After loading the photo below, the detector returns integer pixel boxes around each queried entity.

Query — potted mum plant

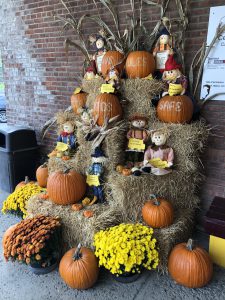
[3,215,62,275]
[94,223,159,283]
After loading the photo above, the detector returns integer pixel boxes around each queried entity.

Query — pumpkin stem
[42,162,48,168]
[24,176,29,184]
[73,243,82,260]
[150,194,160,206]
[186,239,194,251]
[63,168,72,174]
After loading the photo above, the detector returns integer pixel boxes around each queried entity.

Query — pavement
[0,189,225,300]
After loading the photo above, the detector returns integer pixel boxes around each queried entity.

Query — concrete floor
[1,189,225,300]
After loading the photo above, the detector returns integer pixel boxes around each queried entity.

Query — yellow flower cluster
[94,223,159,275]
[1,183,45,218]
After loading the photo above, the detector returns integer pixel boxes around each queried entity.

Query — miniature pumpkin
[157,95,193,124]
[71,92,88,115]
[83,210,94,218]
[15,176,34,190]
[142,195,174,228]
[168,239,213,288]
[101,51,125,78]
[62,156,71,161]
[125,51,155,78]
[59,243,99,289]
[2,224,17,248]
[116,164,124,173]
[36,163,48,188]
[39,193,49,200]
[72,204,83,211]
[47,169,86,205]
[122,168,132,176]
[92,93,123,126]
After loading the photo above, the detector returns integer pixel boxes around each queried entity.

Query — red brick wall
[0,0,225,223]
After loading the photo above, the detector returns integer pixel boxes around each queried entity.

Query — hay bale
[82,78,104,108]
[27,195,124,249]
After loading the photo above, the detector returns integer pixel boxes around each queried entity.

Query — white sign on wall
[200,6,225,101]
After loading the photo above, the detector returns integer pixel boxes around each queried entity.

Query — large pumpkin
[71,92,88,115]
[101,51,125,78]
[168,239,213,288]
[92,93,123,126]
[36,163,48,188]
[59,244,99,289]
[2,224,17,248]
[157,95,193,124]
[125,51,155,78]
[142,195,174,228]
[47,169,86,205]
[15,176,34,190]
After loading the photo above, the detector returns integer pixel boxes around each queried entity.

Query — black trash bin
[0,124,39,193]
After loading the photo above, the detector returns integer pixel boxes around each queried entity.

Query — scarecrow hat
[159,27,170,37]
[91,147,106,158]
[129,113,149,123]
[164,55,181,71]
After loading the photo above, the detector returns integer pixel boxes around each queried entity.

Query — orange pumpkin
[2,224,17,248]
[39,193,49,200]
[47,169,86,205]
[15,176,34,190]
[125,51,155,78]
[71,92,88,115]
[168,239,213,288]
[59,244,99,289]
[122,168,132,176]
[72,204,83,211]
[83,210,94,218]
[157,95,193,124]
[101,51,125,78]
[92,93,123,126]
[36,163,48,188]
[142,195,174,228]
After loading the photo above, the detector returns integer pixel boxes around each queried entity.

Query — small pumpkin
[83,210,94,218]
[116,164,124,173]
[2,224,17,248]
[168,239,213,288]
[92,93,123,126]
[62,156,71,161]
[72,204,83,211]
[122,168,132,176]
[142,194,174,228]
[101,51,125,78]
[15,176,34,190]
[59,243,99,289]
[125,51,155,79]
[47,169,86,205]
[71,92,88,115]
[36,163,48,188]
[39,193,49,200]
[157,95,193,124]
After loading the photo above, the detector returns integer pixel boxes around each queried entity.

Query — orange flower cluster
[3,215,61,265]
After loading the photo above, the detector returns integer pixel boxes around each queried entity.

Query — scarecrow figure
[48,112,77,159]
[162,54,188,96]
[105,66,121,89]
[143,128,174,176]
[125,114,149,169]
[86,147,107,203]
[84,63,97,80]
[89,30,107,75]
[153,27,173,73]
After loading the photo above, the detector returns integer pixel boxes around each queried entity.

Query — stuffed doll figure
[162,55,188,96]
[89,32,107,75]
[105,66,120,89]
[86,147,107,203]
[143,129,174,176]
[126,114,149,169]
[153,27,173,72]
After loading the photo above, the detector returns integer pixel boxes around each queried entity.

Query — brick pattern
[0,0,225,224]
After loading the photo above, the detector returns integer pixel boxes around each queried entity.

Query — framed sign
[200,6,225,101]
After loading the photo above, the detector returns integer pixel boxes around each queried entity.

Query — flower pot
[29,260,58,275]
[111,272,141,283]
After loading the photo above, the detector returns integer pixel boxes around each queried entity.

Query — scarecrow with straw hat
[125,114,150,170]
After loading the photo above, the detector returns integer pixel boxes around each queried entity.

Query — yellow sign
[101,84,115,94]
[168,83,183,96]
[73,87,82,94]
[56,142,69,152]
[209,235,225,268]
[128,138,145,151]
[149,158,168,169]
[86,175,100,187]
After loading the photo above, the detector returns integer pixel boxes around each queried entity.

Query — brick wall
[0,0,225,224]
